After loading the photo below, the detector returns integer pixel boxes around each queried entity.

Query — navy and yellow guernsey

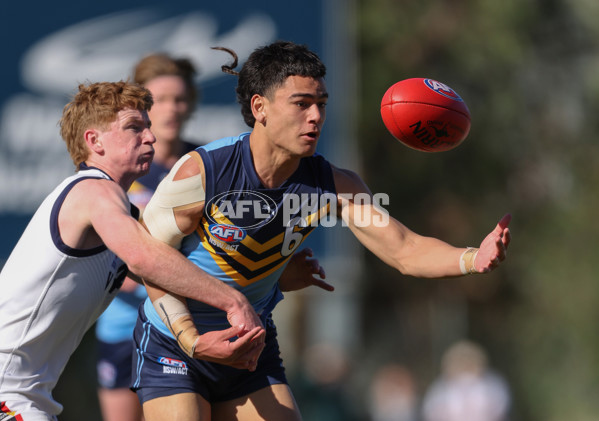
[143,133,337,335]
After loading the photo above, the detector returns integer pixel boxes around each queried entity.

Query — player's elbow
[387,248,421,277]
[377,250,410,276]
[120,246,152,278]
[391,258,412,277]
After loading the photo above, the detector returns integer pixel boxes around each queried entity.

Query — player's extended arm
[332,166,511,278]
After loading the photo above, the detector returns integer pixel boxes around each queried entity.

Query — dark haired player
[131,41,511,420]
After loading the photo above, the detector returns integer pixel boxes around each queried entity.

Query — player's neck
[82,159,135,192]
[249,132,300,189]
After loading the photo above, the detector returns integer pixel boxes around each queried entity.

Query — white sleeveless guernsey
[0,167,128,419]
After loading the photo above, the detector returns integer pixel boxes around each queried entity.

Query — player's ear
[84,129,104,153]
[251,94,267,126]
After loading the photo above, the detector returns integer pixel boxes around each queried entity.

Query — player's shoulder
[189,133,248,178]
[62,166,126,207]
[59,172,129,235]
[330,164,369,195]
[62,165,117,191]
[200,132,249,152]
[330,164,361,182]
[170,149,206,180]
[69,176,126,209]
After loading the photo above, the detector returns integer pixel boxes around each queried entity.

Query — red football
[380,78,471,152]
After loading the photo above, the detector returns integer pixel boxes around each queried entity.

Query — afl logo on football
[209,224,247,243]
[424,79,464,102]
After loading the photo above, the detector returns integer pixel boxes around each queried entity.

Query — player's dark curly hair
[212,41,327,128]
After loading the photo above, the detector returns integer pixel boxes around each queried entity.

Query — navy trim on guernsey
[49,165,140,256]
[50,177,109,257]
[130,203,140,221]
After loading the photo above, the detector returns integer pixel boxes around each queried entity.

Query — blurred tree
[356,0,599,420]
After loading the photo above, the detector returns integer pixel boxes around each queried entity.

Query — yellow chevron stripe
[208,201,330,252]
[198,228,290,287]
[199,201,330,278]
[197,228,242,278]
[200,220,285,271]
[306,202,330,226]
[207,204,284,253]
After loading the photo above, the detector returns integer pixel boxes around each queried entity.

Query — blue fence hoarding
[0,1,356,259]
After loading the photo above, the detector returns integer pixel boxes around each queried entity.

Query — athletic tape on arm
[142,153,205,247]
[153,293,191,326]
[153,294,199,357]
[459,247,479,275]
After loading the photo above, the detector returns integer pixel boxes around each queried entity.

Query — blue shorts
[97,339,135,389]
[131,305,288,403]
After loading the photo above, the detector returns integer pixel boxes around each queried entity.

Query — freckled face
[99,108,156,176]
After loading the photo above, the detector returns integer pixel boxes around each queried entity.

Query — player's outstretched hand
[193,325,266,371]
[279,248,334,292]
[475,213,512,273]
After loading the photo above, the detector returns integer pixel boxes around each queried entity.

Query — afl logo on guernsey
[206,190,277,229]
[158,356,188,375]
[158,357,187,368]
[424,79,464,102]
[209,224,246,243]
